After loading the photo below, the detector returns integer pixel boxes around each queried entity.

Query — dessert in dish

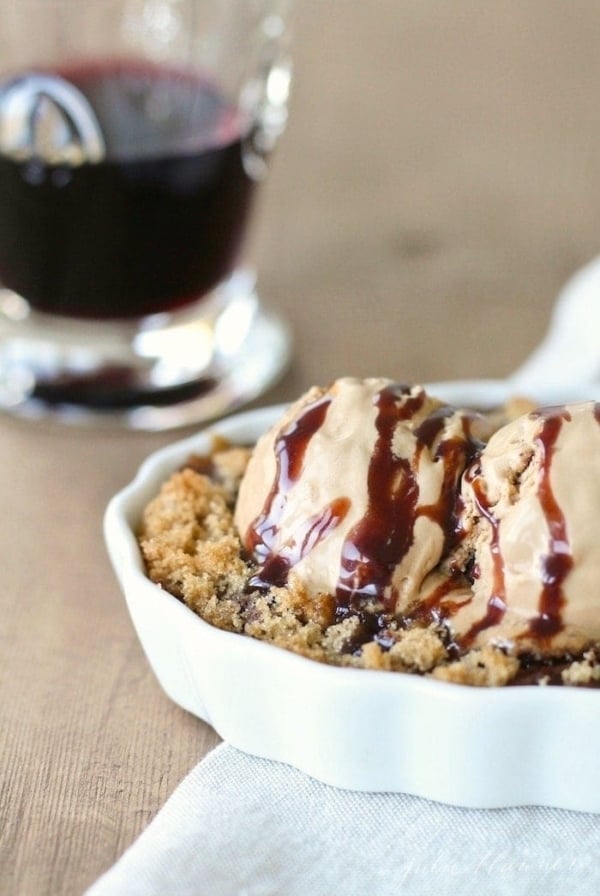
[139,377,600,687]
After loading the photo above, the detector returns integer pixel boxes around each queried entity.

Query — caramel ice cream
[235,377,488,613]
[439,402,600,655]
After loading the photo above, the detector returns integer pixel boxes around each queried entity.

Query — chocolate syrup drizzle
[335,389,484,616]
[528,407,573,639]
[251,498,351,589]
[460,405,577,647]
[335,384,421,611]
[245,394,341,589]
[459,462,508,643]
[415,405,483,554]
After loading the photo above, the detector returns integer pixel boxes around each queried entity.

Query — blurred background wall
[253,0,600,387]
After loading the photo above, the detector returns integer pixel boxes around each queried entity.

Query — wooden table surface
[3,2,600,893]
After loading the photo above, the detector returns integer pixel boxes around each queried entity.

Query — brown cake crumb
[140,450,250,628]
[430,647,520,687]
[562,650,600,686]
[389,628,448,672]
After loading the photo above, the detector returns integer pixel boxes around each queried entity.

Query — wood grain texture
[2,2,600,893]
[0,425,221,895]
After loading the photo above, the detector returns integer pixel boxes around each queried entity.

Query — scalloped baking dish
[104,380,600,812]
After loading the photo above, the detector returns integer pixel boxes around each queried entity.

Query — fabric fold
[86,743,600,896]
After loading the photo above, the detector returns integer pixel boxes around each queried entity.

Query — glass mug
[0,0,292,428]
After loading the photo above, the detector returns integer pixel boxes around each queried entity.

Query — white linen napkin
[86,742,600,896]
[509,254,600,392]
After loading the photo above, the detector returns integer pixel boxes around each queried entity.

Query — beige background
[2,2,600,893]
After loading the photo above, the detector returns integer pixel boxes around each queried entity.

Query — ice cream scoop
[235,377,488,613]
[440,401,600,654]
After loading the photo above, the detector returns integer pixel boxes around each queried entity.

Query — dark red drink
[0,61,257,319]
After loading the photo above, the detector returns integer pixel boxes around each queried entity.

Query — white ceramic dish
[104,380,600,812]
